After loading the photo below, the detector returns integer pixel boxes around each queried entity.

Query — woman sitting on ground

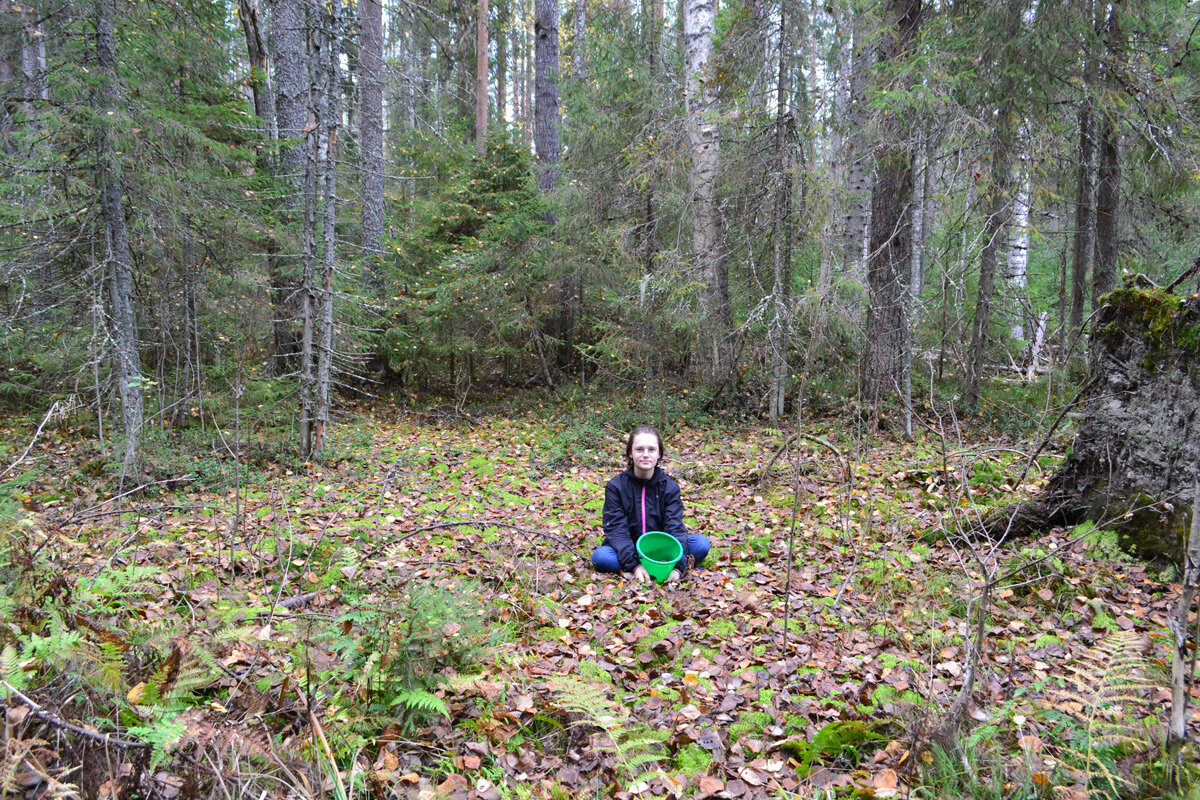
[592,425,710,582]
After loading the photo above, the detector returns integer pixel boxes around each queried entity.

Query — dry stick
[59,477,190,525]
[1,680,148,750]
[757,431,846,487]
[363,519,584,560]
[780,385,806,654]
[0,400,62,481]
[1167,475,1200,749]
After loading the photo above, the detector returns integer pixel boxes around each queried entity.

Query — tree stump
[985,281,1200,561]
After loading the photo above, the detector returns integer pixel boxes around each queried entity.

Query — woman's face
[630,432,660,477]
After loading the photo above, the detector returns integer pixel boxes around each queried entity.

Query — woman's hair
[625,425,664,470]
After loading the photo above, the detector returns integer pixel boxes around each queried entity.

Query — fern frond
[1,643,24,689]
[392,688,448,718]
[549,676,665,789]
[1044,631,1164,793]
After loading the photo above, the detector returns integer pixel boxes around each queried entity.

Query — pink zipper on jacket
[641,486,647,535]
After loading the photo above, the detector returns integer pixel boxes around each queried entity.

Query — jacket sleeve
[602,480,640,572]
[661,479,690,574]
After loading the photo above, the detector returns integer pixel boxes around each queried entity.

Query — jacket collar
[625,466,662,486]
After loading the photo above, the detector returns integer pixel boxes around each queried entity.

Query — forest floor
[3,396,1197,799]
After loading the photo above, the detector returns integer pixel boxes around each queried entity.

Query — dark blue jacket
[602,467,690,574]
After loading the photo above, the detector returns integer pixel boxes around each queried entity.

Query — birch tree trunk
[684,0,733,390]
[358,0,384,295]
[94,0,143,478]
[1007,158,1031,341]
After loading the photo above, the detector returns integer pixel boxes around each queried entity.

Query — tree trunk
[961,114,1014,413]
[298,12,320,458]
[358,0,384,296]
[313,0,341,458]
[572,0,586,80]
[534,0,560,196]
[476,0,489,155]
[94,0,143,478]
[238,0,275,137]
[496,0,508,125]
[767,1,793,423]
[1007,159,1031,341]
[980,282,1200,562]
[842,7,872,270]
[1092,111,1119,308]
[271,0,308,373]
[1069,72,1095,334]
[684,0,733,390]
[1092,1,1122,311]
[21,2,45,108]
[862,0,921,409]
[1167,478,1200,753]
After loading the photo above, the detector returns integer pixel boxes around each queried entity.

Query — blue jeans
[592,533,711,574]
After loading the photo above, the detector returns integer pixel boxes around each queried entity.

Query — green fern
[392,687,449,719]
[0,643,24,690]
[1047,630,1163,797]
[128,715,188,771]
[550,676,666,790]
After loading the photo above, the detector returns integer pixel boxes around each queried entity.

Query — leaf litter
[8,407,1196,798]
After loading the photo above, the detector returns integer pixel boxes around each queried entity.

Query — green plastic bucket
[636,531,683,583]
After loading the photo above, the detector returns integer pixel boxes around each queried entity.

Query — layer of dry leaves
[8,404,1197,799]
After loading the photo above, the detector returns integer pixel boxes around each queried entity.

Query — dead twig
[1,680,148,750]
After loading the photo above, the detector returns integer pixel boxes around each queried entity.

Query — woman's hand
[632,565,651,582]
[667,569,681,583]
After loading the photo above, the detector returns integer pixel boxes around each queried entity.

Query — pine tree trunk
[684,0,733,390]
[862,0,921,409]
[358,0,384,295]
[95,0,143,478]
